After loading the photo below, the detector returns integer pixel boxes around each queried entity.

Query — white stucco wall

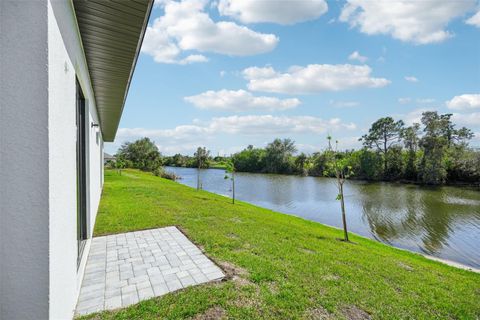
[88,102,104,235]
[0,1,50,319]
[47,3,78,319]
[48,1,104,319]
[1,1,104,319]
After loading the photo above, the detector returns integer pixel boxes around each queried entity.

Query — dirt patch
[233,276,254,287]
[266,282,279,295]
[192,306,226,320]
[229,217,243,223]
[303,306,333,320]
[217,260,254,287]
[321,274,341,281]
[242,243,252,249]
[398,262,414,271]
[217,261,249,278]
[299,247,316,254]
[231,295,262,309]
[341,305,371,320]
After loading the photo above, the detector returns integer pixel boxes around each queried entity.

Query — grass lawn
[81,169,479,319]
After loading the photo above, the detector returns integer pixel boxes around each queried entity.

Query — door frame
[76,79,88,267]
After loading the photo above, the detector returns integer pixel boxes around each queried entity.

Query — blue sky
[106,0,480,155]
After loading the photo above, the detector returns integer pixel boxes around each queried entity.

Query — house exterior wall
[1,1,104,319]
[49,1,105,319]
[0,1,50,319]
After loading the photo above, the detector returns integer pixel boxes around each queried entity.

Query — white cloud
[118,115,356,137]
[398,97,435,105]
[398,108,480,128]
[208,115,356,134]
[219,70,226,77]
[452,112,480,126]
[404,76,419,83]
[117,115,356,152]
[398,97,436,105]
[243,64,390,94]
[471,132,480,146]
[157,143,208,155]
[334,136,363,149]
[416,98,435,104]
[329,100,359,108]
[348,50,368,63]
[446,94,480,110]
[399,108,430,126]
[339,0,476,44]
[466,10,480,27]
[184,89,301,112]
[297,136,362,152]
[217,0,328,25]
[142,0,278,64]
[295,143,323,154]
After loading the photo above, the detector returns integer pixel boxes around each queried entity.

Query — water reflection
[355,184,451,254]
[166,167,480,268]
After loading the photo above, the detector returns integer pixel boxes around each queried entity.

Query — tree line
[114,111,479,186]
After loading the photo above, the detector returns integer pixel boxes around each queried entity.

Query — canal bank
[166,166,480,269]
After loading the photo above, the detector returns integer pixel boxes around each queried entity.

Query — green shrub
[153,167,179,181]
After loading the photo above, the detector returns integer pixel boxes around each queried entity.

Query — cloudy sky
[106,0,480,156]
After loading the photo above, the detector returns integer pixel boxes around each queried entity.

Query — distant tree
[265,138,297,173]
[447,148,480,183]
[434,113,473,148]
[453,127,474,146]
[150,113,478,186]
[385,145,404,180]
[401,123,421,180]
[419,112,448,184]
[171,153,187,167]
[194,147,210,190]
[232,146,266,172]
[224,158,236,204]
[360,117,404,177]
[295,152,308,176]
[116,137,162,171]
[114,159,125,175]
[325,136,354,242]
[352,149,383,180]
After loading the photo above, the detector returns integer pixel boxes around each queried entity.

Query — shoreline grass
[83,169,479,319]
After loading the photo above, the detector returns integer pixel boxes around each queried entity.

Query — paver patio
[75,226,225,316]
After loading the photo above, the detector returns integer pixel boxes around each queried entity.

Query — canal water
[166,166,480,268]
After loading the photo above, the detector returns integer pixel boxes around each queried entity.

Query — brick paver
[75,226,224,316]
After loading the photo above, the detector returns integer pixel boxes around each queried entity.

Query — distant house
[104,152,116,164]
[0,1,152,319]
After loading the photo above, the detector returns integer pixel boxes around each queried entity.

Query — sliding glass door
[76,80,88,266]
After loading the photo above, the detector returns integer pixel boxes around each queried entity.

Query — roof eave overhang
[73,0,153,142]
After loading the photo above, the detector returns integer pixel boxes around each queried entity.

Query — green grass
[82,169,479,319]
